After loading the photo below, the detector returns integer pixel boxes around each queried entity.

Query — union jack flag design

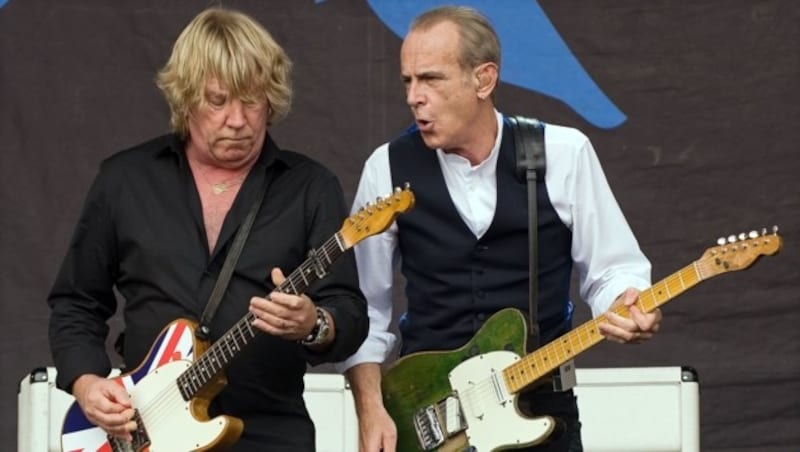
[60,320,196,452]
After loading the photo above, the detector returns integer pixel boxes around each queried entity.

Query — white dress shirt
[337,111,651,371]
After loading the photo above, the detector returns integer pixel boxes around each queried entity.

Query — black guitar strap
[509,115,545,350]
[196,168,274,340]
[509,116,576,392]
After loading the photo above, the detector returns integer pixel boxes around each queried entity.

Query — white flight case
[574,366,700,452]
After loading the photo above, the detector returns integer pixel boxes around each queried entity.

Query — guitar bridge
[107,409,151,452]
[413,394,467,450]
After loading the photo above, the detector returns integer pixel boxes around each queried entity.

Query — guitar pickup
[412,395,467,450]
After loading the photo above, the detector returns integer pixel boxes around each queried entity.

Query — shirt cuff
[333,332,396,373]
[590,276,651,317]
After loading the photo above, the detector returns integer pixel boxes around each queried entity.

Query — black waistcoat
[388,119,573,356]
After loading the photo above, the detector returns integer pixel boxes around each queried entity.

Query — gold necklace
[194,161,247,195]
[208,177,244,195]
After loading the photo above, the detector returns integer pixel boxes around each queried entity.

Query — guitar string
[116,199,411,442]
[402,251,742,439]
[86,197,407,446]
[130,236,347,434]
[427,258,713,426]
[506,260,708,392]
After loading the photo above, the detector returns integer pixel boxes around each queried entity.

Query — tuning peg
[727,235,737,244]
[738,232,747,241]
[717,237,726,246]
[403,182,411,190]
[772,225,779,234]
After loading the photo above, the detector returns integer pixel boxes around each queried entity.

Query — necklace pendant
[212,183,227,195]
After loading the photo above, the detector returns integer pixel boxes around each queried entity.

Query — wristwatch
[300,307,331,346]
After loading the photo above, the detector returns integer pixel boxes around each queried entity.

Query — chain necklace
[208,177,245,195]
[193,160,248,195]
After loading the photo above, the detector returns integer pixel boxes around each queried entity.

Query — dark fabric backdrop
[1,1,797,450]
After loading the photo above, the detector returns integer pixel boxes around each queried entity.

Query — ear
[474,63,499,100]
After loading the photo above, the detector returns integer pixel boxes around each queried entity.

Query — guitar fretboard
[503,257,713,394]
[176,232,347,400]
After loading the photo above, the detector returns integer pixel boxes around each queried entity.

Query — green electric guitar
[382,228,782,451]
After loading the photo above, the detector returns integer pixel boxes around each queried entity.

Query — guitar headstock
[698,226,782,278]
[339,184,415,249]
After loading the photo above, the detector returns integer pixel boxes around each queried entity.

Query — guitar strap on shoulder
[509,115,545,351]
[196,167,274,340]
[509,115,576,392]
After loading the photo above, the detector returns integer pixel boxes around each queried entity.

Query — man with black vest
[338,5,661,452]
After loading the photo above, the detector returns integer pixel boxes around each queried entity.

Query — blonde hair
[410,6,501,72]
[156,8,293,136]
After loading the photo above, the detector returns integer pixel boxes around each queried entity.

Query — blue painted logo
[364,0,626,129]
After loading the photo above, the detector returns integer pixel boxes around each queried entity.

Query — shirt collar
[436,109,504,172]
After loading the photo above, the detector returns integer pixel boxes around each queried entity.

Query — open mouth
[416,119,433,131]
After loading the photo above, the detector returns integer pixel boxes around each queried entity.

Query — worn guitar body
[383,229,782,451]
[61,319,243,451]
[383,309,554,452]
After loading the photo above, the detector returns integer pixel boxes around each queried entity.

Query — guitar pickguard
[448,351,554,451]
[60,319,204,451]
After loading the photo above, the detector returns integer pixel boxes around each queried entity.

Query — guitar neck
[503,259,710,394]
[177,232,346,399]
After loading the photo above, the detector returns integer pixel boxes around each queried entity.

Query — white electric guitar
[60,186,415,452]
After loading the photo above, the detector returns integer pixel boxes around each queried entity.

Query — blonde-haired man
[49,8,367,451]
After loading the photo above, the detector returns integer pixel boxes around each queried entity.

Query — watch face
[314,309,331,344]
[302,307,330,345]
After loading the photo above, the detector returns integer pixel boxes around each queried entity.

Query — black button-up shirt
[48,133,368,449]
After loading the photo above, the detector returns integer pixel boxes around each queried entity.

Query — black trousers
[515,388,583,452]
